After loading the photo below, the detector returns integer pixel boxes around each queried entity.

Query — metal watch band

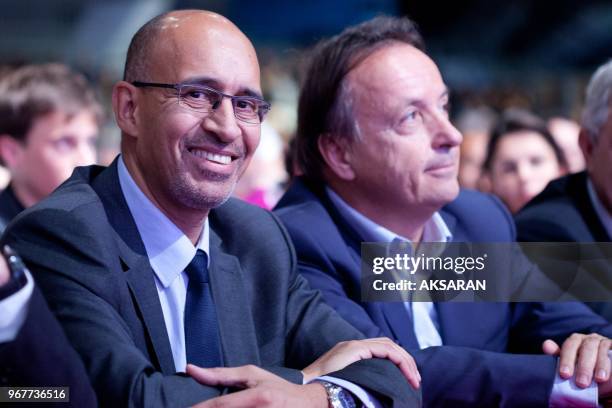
[315,380,357,408]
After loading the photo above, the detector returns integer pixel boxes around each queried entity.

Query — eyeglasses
[132,81,271,124]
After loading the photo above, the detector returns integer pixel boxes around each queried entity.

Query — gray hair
[582,59,612,144]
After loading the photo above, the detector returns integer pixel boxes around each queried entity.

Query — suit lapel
[440,209,462,241]
[314,183,422,349]
[381,303,420,349]
[92,159,176,374]
[118,236,176,374]
[571,172,611,242]
[437,208,471,344]
[208,226,260,367]
[436,302,465,344]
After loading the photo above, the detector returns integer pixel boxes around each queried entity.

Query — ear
[0,134,24,170]
[112,81,140,137]
[578,128,593,164]
[317,134,355,181]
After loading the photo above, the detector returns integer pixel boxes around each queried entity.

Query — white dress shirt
[0,270,34,343]
[326,186,601,407]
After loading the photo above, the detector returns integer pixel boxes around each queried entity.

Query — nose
[202,97,242,143]
[431,113,463,150]
[516,162,533,184]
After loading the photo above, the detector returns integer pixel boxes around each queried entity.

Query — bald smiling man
[1,10,420,408]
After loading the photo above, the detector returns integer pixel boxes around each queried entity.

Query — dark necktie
[184,250,223,368]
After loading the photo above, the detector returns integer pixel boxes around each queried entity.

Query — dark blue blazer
[275,177,612,407]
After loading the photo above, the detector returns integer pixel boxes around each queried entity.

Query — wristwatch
[316,380,358,408]
[0,245,28,301]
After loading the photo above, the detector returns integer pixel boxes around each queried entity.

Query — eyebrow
[180,76,264,100]
[403,87,450,107]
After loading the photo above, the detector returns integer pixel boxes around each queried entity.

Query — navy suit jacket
[275,177,612,407]
[1,161,419,407]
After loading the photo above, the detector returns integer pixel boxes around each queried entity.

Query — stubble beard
[169,166,237,211]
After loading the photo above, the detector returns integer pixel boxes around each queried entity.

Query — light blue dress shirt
[326,186,448,349]
[118,156,209,372]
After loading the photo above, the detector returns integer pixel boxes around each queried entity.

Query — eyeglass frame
[131,81,271,124]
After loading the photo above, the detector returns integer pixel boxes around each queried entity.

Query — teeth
[191,149,232,164]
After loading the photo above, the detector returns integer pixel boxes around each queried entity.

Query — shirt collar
[587,177,612,239]
[325,186,452,244]
[117,155,209,288]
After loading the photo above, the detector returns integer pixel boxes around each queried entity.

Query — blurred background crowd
[1,0,611,213]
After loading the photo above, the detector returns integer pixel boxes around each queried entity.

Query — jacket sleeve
[0,285,97,407]
[269,212,421,408]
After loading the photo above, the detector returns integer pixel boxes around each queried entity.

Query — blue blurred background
[0,0,610,205]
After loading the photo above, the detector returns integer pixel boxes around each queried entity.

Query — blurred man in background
[0,63,102,229]
[516,60,612,320]
[517,61,612,243]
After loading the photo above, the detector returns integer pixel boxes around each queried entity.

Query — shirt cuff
[549,352,612,408]
[0,270,34,343]
[309,375,382,408]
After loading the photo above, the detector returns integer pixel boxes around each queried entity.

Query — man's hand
[543,334,611,389]
[301,337,420,389]
[0,250,9,286]
[187,364,328,407]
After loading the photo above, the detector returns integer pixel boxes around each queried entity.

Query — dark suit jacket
[0,286,97,407]
[0,184,25,233]
[516,171,610,243]
[274,177,612,407]
[1,161,418,408]
[515,171,612,319]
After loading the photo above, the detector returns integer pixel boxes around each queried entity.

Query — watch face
[337,388,357,408]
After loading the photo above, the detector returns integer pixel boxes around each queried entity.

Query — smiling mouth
[188,148,236,165]
[426,163,455,171]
